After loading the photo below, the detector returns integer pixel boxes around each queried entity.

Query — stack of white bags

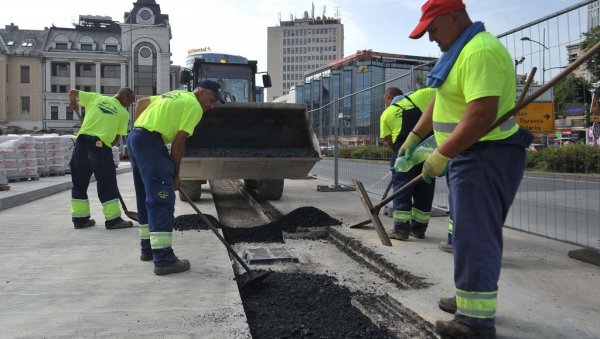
[0,134,77,180]
[0,136,38,180]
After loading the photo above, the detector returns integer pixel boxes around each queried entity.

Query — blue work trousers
[70,135,118,224]
[449,140,526,328]
[127,128,177,266]
[390,150,435,232]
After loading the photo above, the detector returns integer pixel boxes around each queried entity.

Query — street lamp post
[514,56,525,83]
[521,31,549,83]
[521,32,550,146]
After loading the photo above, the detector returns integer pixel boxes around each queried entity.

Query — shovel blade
[125,211,139,222]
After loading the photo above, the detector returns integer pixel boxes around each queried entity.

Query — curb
[0,167,132,212]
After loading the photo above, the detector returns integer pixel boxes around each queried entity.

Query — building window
[80,44,93,51]
[76,63,94,77]
[51,63,69,77]
[20,65,30,83]
[66,107,74,120]
[51,85,67,93]
[20,96,30,114]
[55,42,68,50]
[51,106,58,120]
[101,64,120,78]
[105,45,118,52]
[101,86,120,94]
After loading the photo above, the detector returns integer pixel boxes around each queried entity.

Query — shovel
[73,105,138,221]
[118,192,138,221]
[178,187,271,289]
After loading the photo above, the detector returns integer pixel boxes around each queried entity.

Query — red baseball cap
[409,0,466,39]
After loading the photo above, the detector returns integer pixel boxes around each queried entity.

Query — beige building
[0,25,47,131]
[267,9,343,102]
[0,0,173,132]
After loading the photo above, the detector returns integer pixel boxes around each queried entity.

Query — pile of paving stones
[237,272,396,339]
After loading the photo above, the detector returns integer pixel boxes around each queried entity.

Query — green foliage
[553,74,590,113]
[581,25,600,82]
[326,146,392,160]
[527,144,600,174]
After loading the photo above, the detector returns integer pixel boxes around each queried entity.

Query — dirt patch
[237,271,397,339]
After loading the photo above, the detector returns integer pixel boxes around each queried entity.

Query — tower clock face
[139,9,152,22]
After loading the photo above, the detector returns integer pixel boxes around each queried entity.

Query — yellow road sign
[516,102,555,133]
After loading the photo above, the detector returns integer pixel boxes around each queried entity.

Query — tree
[553,74,590,113]
[581,25,600,82]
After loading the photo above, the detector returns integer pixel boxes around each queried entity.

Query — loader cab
[180,56,271,103]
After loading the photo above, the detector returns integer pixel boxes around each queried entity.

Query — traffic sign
[516,102,555,133]
[516,85,553,102]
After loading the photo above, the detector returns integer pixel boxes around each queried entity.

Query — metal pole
[316,96,354,192]
[333,97,339,186]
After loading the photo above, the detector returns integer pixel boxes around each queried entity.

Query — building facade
[0,0,172,132]
[267,9,343,102]
[295,50,435,146]
[0,24,48,131]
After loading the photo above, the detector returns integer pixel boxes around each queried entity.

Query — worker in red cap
[403,0,533,338]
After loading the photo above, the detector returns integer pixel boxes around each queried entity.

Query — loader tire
[256,179,284,201]
[243,179,259,191]
[179,180,203,201]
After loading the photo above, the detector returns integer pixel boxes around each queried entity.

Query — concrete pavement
[0,166,250,338]
[0,165,599,338]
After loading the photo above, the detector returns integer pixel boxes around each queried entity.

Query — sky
[0,0,584,71]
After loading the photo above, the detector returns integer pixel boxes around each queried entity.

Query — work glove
[422,149,451,183]
[399,131,421,159]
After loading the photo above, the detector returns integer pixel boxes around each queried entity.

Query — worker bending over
[68,88,135,230]
[127,80,224,275]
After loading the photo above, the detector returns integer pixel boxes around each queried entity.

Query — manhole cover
[244,246,299,264]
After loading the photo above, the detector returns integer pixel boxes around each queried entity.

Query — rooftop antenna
[278,12,281,23]
[334,6,341,20]
[323,5,326,19]
[312,2,315,20]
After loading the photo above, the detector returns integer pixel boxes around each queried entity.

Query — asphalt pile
[175,206,341,244]
[173,214,222,231]
[237,272,396,339]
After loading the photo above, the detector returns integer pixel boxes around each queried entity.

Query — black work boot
[140,252,153,261]
[74,219,96,229]
[439,296,457,314]
[388,222,410,240]
[387,229,409,240]
[439,241,454,253]
[105,218,134,230]
[435,319,496,339]
[154,259,190,275]
[409,221,427,239]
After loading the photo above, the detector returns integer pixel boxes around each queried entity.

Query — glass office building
[295,50,436,145]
